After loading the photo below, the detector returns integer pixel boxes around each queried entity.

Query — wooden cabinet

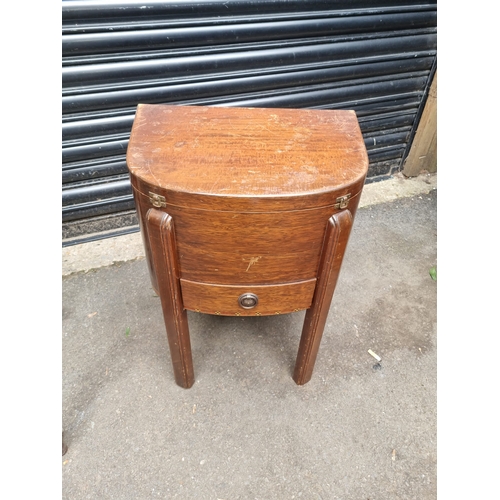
[127,104,368,388]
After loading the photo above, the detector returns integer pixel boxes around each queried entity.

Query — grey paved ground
[62,188,437,500]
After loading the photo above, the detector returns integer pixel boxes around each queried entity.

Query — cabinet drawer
[180,279,317,316]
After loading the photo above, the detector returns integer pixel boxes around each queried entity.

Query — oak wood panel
[132,174,364,212]
[132,188,158,292]
[127,104,368,212]
[180,278,317,316]
[132,188,363,285]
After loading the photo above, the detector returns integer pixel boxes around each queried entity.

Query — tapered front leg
[293,209,353,385]
[146,208,194,389]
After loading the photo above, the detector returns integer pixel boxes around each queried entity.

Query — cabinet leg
[146,209,194,389]
[293,210,353,385]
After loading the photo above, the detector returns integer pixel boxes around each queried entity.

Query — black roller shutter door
[62,0,437,245]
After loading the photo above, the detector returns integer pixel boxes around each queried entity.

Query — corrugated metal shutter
[62,0,437,245]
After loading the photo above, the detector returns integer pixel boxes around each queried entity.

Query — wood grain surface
[293,209,353,385]
[132,188,362,285]
[127,104,368,211]
[180,278,317,316]
[146,209,194,388]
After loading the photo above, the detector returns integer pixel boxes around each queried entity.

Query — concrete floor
[62,181,437,500]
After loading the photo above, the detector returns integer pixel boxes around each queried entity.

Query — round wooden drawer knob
[238,293,259,309]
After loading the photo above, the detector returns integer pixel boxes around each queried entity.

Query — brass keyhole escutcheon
[238,293,258,309]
